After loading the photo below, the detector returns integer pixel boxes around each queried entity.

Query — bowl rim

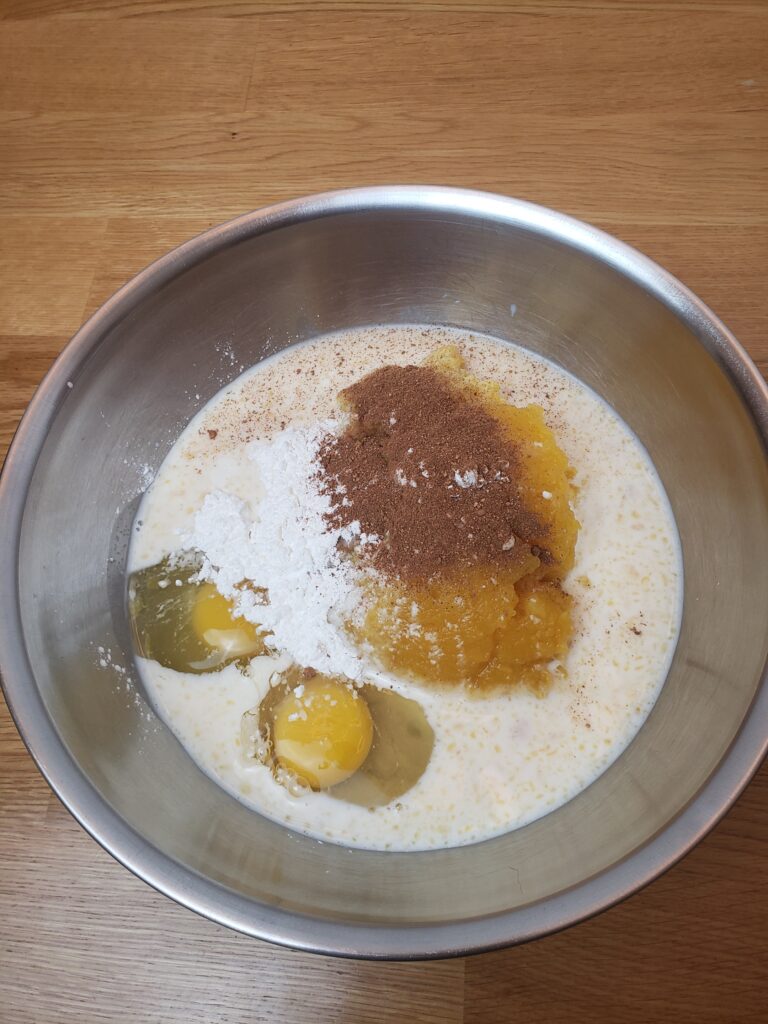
[1,185,767,960]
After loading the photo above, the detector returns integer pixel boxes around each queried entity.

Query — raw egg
[270,676,373,790]
[245,665,435,804]
[191,582,264,660]
[129,555,269,674]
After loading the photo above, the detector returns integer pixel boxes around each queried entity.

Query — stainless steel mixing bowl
[1,187,767,959]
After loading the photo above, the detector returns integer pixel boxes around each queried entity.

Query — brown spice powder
[318,363,545,581]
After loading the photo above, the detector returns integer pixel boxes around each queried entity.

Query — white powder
[185,421,368,680]
[454,468,478,488]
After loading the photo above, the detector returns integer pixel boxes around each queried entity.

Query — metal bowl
[1,187,767,960]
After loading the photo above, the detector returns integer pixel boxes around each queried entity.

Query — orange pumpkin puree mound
[341,345,579,694]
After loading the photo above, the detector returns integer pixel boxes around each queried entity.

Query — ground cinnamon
[318,363,545,582]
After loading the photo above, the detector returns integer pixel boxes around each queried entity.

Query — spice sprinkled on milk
[128,326,682,851]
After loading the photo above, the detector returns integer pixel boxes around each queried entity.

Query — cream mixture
[129,326,682,851]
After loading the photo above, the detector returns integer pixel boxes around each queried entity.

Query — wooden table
[1,3,766,1021]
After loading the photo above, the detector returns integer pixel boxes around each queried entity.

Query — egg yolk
[191,583,266,659]
[271,677,374,790]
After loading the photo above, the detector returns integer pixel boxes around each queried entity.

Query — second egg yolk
[271,677,374,790]
[191,583,266,659]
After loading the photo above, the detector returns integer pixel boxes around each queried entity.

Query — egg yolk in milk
[270,677,374,790]
[128,558,269,674]
[191,583,264,659]
[247,665,436,802]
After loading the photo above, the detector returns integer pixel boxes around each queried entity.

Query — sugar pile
[185,421,371,680]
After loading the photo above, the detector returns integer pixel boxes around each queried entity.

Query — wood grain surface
[1,2,767,1022]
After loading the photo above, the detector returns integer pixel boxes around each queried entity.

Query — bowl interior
[13,199,768,939]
